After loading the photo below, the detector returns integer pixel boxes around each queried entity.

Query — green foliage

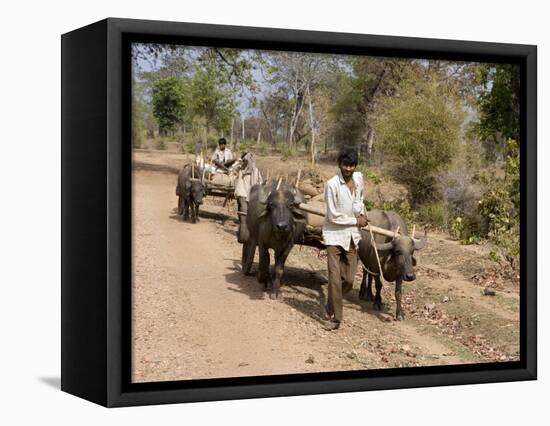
[478,178,518,257]
[155,137,166,150]
[184,137,202,154]
[132,81,147,148]
[237,139,255,153]
[256,144,268,156]
[477,139,520,260]
[489,249,501,263]
[504,139,520,208]
[418,201,451,229]
[152,77,187,135]
[356,165,381,184]
[450,216,464,239]
[380,198,418,230]
[373,77,463,205]
[279,144,295,162]
[363,198,375,211]
[477,64,520,143]
[190,65,236,133]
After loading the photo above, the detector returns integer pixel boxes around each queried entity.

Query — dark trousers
[326,239,358,322]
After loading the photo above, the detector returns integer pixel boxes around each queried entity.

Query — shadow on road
[224,259,266,300]
[223,258,334,325]
[224,255,392,325]
[133,160,179,174]
[167,205,236,225]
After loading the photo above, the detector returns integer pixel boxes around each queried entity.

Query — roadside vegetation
[131,44,520,274]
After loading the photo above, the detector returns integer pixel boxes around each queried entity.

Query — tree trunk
[288,89,305,148]
[366,126,374,158]
[241,117,245,140]
[307,87,316,167]
[204,124,209,154]
[256,128,262,145]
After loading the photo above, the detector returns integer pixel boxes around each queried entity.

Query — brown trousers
[326,239,358,322]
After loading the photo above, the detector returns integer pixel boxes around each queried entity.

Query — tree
[373,77,463,204]
[476,64,520,160]
[261,52,331,148]
[352,58,410,159]
[259,90,291,144]
[151,77,188,135]
[131,80,146,148]
[189,64,235,135]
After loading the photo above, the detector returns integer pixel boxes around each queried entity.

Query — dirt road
[132,153,520,383]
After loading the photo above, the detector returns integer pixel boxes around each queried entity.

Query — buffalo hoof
[396,312,405,321]
[373,301,384,311]
[183,215,189,222]
[269,291,279,300]
[359,291,374,302]
[258,273,268,284]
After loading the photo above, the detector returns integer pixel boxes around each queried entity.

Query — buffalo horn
[413,229,428,250]
[413,238,426,250]
[375,241,394,251]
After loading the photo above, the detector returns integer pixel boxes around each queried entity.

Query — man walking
[322,146,368,330]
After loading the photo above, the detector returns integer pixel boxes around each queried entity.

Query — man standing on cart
[321,146,368,331]
[211,137,235,171]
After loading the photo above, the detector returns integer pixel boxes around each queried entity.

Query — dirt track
[131,152,520,383]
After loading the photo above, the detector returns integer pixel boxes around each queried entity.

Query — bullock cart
[189,153,245,206]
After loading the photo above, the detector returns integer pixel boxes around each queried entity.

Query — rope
[365,212,385,279]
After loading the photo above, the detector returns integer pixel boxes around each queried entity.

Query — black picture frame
[61,17,537,407]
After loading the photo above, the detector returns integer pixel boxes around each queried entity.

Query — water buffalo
[358,210,426,320]
[242,183,306,299]
[176,165,206,223]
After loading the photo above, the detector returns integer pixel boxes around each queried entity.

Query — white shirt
[211,148,233,164]
[322,170,365,251]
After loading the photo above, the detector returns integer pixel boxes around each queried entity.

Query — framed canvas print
[61,18,537,407]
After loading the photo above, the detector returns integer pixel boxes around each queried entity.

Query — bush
[185,139,199,154]
[417,201,450,229]
[356,164,381,184]
[380,198,418,231]
[478,176,519,257]
[477,139,520,261]
[439,165,482,218]
[132,128,143,149]
[373,77,463,205]
[155,137,166,150]
[256,144,268,156]
[237,139,255,153]
[278,144,295,162]
[207,134,219,151]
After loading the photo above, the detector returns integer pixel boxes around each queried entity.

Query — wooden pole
[394,226,400,239]
[365,210,385,281]
[296,203,402,239]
